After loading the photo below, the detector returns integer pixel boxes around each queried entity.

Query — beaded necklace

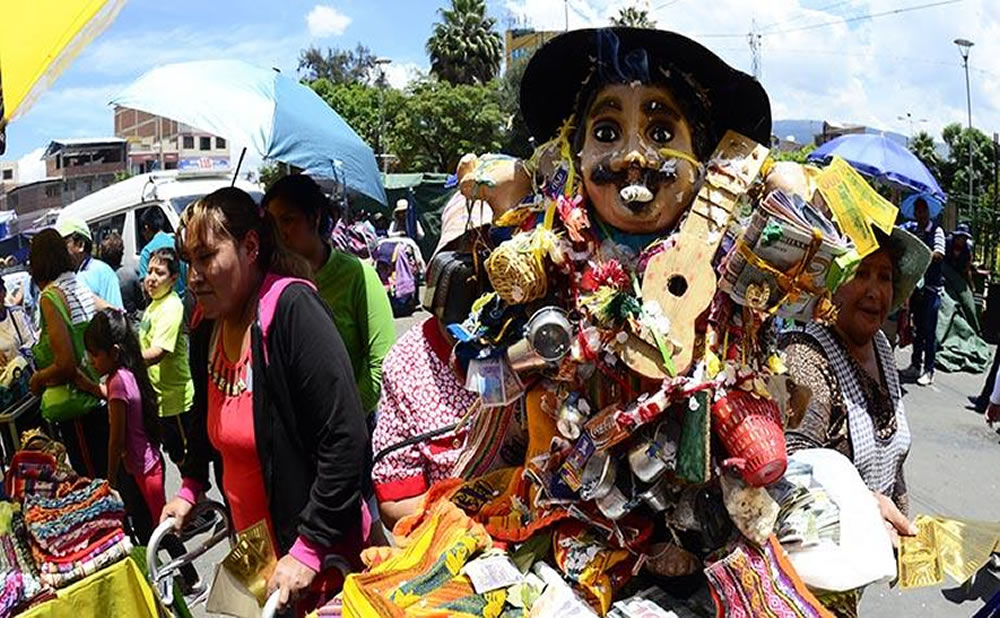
[208,324,252,397]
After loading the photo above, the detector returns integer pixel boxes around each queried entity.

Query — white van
[57,170,263,270]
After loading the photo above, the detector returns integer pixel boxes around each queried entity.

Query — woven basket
[486,235,547,305]
[711,390,787,487]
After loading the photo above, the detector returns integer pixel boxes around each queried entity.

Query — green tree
[772,144,816,164]
[498,56,533,159]
[908,130,940,182]
[940,123,993,211]
[611,5,657,28]
[390,79,505,172]
[298,43,377,85]
[258,163,287,191]
[426,0,503,86]
[308,79,405,159]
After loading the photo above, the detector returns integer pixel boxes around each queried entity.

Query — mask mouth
[592,157,687,213]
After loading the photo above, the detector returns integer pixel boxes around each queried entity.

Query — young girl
[79,309,201,592]
[79,309,163,518]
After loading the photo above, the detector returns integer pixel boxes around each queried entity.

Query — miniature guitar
[634,131,770,378]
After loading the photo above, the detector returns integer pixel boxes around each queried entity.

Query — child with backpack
[140,248,195,467]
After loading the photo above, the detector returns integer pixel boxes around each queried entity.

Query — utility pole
[564,0,569,31]
[375,57,392,174]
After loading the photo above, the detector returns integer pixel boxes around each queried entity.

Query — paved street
[170,313,1000,616]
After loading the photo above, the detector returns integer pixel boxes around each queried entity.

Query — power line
[693,0,963,40]
[651,0,683,9]
[764,0,964,35]
[759,0,854,32]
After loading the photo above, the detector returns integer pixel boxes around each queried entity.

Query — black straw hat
[519,28,772,153]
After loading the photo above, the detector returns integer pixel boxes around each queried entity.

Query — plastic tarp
[356,173,455,260]
[936,263,990,373]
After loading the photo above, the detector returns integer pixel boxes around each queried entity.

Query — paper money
[221,520,277,606]
[929,516,1000,585]
[898,517,945,589]
[721,191,849,320]
[815,156,898,258]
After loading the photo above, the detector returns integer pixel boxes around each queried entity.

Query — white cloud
[502,0,1000,150]
[306,5,351,38]
[379,62,426,90]
[16,148,46,183]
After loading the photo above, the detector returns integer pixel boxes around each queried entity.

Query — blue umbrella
[899,192,944,220]
[807,133,945,201]
[111,60,386,205]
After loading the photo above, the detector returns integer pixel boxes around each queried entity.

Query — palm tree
[611,6,657,28]
[426,0,503,86]
[909,130,940,181]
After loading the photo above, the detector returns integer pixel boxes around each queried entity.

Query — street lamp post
[955,38,974,216]
[375,57,392,174]
[897,112,927,146]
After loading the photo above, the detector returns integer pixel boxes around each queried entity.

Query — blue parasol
[111,60,386,204]
[900,192,944,221]
[807,133,946,201]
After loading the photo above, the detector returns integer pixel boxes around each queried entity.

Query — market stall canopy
[807,133,946,201]
[111,59,387,205]
[0,0,125,155]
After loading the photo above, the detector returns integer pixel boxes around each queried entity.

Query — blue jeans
[911,287,941,374]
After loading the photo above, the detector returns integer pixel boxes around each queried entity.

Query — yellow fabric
[342,499,493,618]
[0,0,125,122]
[19,557,159,618]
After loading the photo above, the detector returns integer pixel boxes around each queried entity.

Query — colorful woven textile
[24,479,125,557]
[36,529,132,589]
[0,570,23,618]
[0,502,44,607]
[343,499,498,617]
[704,536,834,618]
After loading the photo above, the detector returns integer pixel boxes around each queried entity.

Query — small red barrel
[711,389,787,486]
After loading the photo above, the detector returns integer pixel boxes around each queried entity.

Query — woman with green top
[263,174,395,423]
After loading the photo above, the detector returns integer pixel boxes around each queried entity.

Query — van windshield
[168,191,265,215]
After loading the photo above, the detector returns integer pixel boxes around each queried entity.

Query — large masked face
[579,83,701,234]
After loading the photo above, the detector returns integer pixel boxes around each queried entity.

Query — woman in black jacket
[160,187,368,612]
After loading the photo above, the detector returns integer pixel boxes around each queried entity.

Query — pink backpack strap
[258,273,317,365]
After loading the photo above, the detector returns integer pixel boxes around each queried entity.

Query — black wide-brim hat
[520,28,772,150]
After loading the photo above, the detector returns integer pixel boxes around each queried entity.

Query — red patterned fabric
[372,318,475,502]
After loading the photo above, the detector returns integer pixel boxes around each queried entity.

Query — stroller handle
[262,590,281,618]
[147,501,231,608]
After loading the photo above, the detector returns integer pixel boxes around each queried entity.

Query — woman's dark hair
[84,309,161,446]
[100,231,125,269]
[29,228,77,287]
[179,187,311,280]
[149,247,180,277]
[261,174,337,238]
[141,207,168,233]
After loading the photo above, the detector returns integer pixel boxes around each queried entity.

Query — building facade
[114,106,230,174]
[505,28,560,70]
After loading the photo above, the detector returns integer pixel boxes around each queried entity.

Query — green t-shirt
[314,249,396,414]
[140,291,194,417]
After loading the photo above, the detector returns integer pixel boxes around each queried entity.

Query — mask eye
[648,125,673,144]
[593,122,620,143]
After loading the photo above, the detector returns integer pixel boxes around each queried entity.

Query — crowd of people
[3,24,998,618]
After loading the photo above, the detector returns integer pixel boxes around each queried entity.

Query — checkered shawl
[800,323,911,496]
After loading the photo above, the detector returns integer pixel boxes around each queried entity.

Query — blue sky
[5,0,1000,178]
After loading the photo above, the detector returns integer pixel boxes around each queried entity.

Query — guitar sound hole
[667,275,688,297]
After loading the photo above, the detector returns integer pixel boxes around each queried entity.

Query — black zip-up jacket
[182,282,367,555]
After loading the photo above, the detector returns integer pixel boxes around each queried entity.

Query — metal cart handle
[261,590,281,618]
[147,500,231,607]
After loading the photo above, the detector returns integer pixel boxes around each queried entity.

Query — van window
[90,213,126,249]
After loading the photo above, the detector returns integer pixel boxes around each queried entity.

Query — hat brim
[886,227,931,313]
[519,28,772,148]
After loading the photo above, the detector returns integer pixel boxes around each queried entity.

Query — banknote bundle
[721,189,850,321]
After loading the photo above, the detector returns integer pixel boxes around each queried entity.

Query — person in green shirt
[140,247,195,466]
[263,174,395,419]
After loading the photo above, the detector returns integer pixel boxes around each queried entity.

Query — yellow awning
[0,0,126,152]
